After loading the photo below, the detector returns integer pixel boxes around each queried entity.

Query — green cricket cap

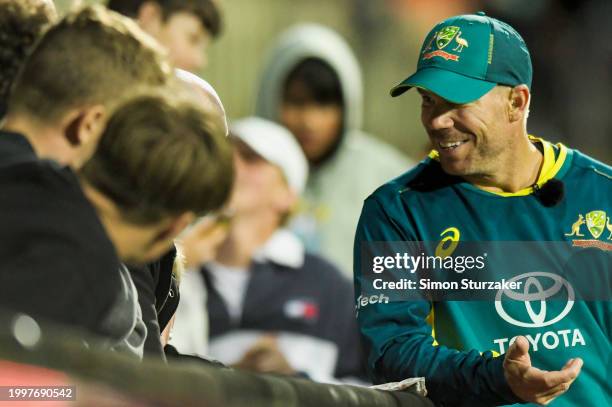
[390,12,532,103]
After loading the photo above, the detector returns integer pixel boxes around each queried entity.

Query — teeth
[439,140,465,149]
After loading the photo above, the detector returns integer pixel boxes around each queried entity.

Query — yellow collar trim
[492,137,567,197]
[427,136,568,197]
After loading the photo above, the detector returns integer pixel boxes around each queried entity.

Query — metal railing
[0,312,433,407]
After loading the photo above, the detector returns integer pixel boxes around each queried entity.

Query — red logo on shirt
[284,300,319,322]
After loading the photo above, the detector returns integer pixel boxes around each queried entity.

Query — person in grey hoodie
[256,24,413,277]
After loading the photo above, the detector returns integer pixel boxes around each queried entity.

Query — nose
[287,105,318,134]
[425,108,454,131]
[300,106,322,130]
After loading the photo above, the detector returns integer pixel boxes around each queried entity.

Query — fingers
[562,358,583,376]
[236,336,294,375]
[561,358,575,370]
[520,357,582,405]
[244,335,278,356]
[506,336,530,360]
[256,355,286,373]
[532,370,579,406]
[529,358,583,389]
[538,381,570,400]
[505,353,584,405]
[504,336,532,375]
[243,343,270,358]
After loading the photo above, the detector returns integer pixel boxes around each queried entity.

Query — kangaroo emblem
[453,31,469,52]
[422,32,436,54]
[606,217,612,240]
[565,214,585,237]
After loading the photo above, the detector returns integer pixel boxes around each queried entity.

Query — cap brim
[390,67,496,104]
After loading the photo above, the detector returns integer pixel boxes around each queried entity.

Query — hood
[255,24,363,135]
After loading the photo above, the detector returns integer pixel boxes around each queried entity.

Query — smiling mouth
[438,139,469,150]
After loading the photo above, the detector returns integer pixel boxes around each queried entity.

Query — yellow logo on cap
[436,26,460,49]
[422,26,468,62]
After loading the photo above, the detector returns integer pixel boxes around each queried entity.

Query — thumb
[506,336,531,363]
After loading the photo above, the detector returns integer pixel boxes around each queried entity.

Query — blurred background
[56,0,611,163]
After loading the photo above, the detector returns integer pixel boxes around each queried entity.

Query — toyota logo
[495,272,575,328]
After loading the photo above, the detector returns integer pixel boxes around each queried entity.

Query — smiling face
[418,86,515,177]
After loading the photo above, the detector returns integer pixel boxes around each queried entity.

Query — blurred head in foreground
[80,91,234,264]
[3,5,172,169]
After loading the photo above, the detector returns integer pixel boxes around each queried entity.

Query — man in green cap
[354,12,610,407]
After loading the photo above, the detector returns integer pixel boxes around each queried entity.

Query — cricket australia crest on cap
[390,12,533,103]
[422,26,469,62]
[436,26,460,49]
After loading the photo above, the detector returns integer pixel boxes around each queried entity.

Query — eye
[420,93,434,107]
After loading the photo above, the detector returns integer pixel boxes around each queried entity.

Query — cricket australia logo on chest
[565,209,612,251]
[422,26,469,62]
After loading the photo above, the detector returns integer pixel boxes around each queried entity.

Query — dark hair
[80,92,234,225]
[0,0,56,119]
[107,0,222,38]
[8,5,170,123]
[283,58,343,106]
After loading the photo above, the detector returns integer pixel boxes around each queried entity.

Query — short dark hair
[283,58,343,106]
[80,92,234,225]
[8,5,171,123]
[107,0,222,38]
[0,0,56,119]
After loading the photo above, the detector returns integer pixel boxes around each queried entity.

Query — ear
[64,105,106,147]
[137,1,164,36]
[507,85,530,123]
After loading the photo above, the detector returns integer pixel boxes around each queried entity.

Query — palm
[504,336,582,405]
